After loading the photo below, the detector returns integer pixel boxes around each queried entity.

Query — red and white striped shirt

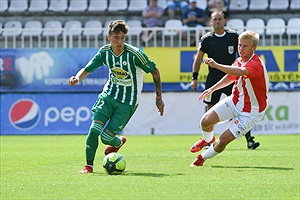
[228,54,269,114]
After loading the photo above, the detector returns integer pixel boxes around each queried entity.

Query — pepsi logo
[9,99,41,130]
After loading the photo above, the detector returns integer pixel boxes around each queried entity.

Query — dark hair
[108,20,129,35]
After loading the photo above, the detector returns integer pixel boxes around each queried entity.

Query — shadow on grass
[92,172,184,177]
[124,172,185,177]
[211,165,293,170]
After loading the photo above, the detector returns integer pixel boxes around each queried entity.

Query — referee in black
[190,10,260,150]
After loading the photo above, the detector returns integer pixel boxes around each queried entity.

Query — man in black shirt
[190,10,260,150]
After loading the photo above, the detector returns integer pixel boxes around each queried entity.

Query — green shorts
[92,92,138,135]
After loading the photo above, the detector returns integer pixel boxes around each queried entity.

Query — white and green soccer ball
[103,152,126,175]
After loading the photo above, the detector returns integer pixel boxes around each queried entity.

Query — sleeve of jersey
[135,49,156,73]
[84,52,104,73]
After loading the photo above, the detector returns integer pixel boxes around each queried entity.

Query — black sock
[245,131,251,142]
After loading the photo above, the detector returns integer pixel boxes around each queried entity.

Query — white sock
[87,164,93,168]
[201,144,219,160]
[203,131,214,142]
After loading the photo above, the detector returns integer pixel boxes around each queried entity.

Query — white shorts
[212,96,265,140]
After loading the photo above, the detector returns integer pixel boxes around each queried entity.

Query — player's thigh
[212,96,236,122]
[106,103,138,135]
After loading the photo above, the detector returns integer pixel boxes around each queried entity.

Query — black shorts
[203,72,234,105]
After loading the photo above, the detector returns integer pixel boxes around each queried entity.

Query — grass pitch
[0,134,299,200]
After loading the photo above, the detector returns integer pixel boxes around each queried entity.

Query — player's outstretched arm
[68,68,90,86]
[151,67,165,116]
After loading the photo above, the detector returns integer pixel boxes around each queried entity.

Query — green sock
[101,130,122,147]
[85,122,103,165]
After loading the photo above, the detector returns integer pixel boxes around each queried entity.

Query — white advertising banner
[122,92,300,135]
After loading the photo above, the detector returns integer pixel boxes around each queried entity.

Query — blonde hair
[239,30,260,47]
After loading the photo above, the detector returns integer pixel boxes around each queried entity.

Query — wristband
[192,72,198,80]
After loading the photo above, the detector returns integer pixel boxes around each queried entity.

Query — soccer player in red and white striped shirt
[190,30,269,166]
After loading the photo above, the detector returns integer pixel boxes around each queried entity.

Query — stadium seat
[42,20,63,48]
[107,0,128,11]
[286,18,300,45]
[48,0,68,12]
[8,0,28,12]
[68,0,88,12]
[269,0,289,10]
[128,0,147,12]
[226,19,244,34]
[83,20,103,36]
[22,21,43,36]
[64,20,82,36]
[0,0,8,12]
[195,0,207,10]
[289,0,300,10]
[126,20,142,46]
[22,21,43,48]
[266,18,286,45]
[2,20,23,36]
[157,0,168,9]
[246,18,265,45]
[83,20,104,48]
[28,0,48,12]
[162,19,183,47]
[43,20,63,36]
[249,0,268,10]
[88,0,108,11]
[229,0,248,11]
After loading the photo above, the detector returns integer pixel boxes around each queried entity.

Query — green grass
[0,134,299,200]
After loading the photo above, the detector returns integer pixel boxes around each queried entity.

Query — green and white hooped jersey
[84,43,156,106]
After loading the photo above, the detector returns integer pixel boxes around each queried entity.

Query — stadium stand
[2,20,23,48]
[229,0,248,11]
[245,18,265,45]
[83,20,104,48]
[126,19,143,46]
[266,18,286,45]
[162,19,183,47]
[88,0,108,11]
[107,0,128,11]
[0,0,8,12]
[286,18,300,45]
[226,18,244,34]
[0,0,299,48]
[128,0,148,12]
[48,0,68,12]
[157,0,168,10]
[249,0,268,10]
[8,0,28,12]
[269,0,289,10]
[290,0,300,10]
[28,0,48,12]
[196,0,208,10]
[22,20,43,48]
[42,20,63,48]
[68,0,88,12]
[64,20,83,48]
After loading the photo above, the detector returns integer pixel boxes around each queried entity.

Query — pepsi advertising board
[1,93,97,135]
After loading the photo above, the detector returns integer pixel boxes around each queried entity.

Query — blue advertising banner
[0,49,109,92]
[0,93,97,135]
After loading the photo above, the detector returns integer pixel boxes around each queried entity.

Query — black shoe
[247,137,260,150]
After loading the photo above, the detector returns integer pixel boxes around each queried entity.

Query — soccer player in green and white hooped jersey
[69,20,165,173]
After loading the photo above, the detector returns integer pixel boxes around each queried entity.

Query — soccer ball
[103,152,126,175]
